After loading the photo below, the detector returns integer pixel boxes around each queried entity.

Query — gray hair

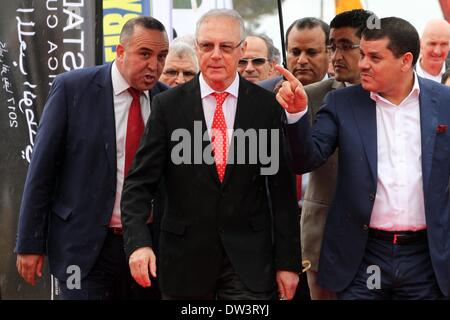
[195,9,247,42]
[246,32,277,61]
[172,34,196,49]
[168,41,199,72]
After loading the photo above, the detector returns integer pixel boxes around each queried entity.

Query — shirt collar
[370,72,420,105]
[199,72,240,99]
[416,58,446,80]
[111,61,150,100]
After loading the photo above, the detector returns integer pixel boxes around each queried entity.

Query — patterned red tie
[211,92,229,182]
[124,87,145,177]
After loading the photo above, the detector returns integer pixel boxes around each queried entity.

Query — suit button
[362,224,369,231]
[369,193,375,201]
[219,228,224,234]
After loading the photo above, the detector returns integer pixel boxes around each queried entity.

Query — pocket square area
[436,124,448,133]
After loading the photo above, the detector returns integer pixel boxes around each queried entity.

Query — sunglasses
[238,57,268,67]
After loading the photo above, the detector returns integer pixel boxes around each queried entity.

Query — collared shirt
[369,73,426,231]
[416,58,446,82]
[199,72,240,146]
[110,61,151,228]
[287,74,426,231]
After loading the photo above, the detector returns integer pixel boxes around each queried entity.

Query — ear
[116,43,125,62]
[239,40,247,57]
[401,52,414,72]
[268,60,275,74]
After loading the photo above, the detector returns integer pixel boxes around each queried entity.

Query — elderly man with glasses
[121,9,301,300]
[159,41,199,87]
[237,33,277,83]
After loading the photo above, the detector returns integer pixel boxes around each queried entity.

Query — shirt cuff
[285,106,308,124]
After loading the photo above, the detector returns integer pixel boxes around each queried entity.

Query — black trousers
[338,235,445,300]
[162,254,277,300]
[57,230,160,300]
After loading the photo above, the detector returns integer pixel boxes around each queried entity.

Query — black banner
[0,0,99,299]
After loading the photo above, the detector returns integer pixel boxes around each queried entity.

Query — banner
[0,0,98,299]
[103,0,151,62]
[335,0,363,14]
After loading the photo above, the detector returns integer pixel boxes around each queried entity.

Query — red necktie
[211,92,229,182]
[124,87,145,177]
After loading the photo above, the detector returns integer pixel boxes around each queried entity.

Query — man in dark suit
[276,17,449,299]
[121,9,301,300]
[301,9,373,300]
[15,16,169,299]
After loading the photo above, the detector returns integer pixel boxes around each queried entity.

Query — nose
[358,55,369,71]
[332,48,344,61]
[244,61,256,73]
[174,73,186,85]
[297,52,308,65]
[432,45,443,56]
[211,45,223,59]
[147,55,157,71]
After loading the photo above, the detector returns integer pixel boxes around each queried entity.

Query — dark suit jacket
[285,77,450,295]
[15,62,168,282]
[121,75,301,296]
[301,79,345,272]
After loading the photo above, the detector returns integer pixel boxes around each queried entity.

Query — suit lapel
[350,86,378,188]
[95,63,116,186]
[418,78,438,195]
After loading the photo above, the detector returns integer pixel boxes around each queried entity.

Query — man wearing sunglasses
[237,33,276,83]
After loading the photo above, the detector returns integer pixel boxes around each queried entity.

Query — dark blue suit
[286,77,449,297]
[16,63,167,284]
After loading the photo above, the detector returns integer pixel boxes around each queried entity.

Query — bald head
[420,19,450,76]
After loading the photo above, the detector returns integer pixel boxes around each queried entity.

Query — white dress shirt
[199,72,240,146]
[369,73,426,231]
[109,61,151,228]
[286,74,426,231]
[416,58,446,82]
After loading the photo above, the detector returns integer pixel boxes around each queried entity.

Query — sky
[255,0,445,59]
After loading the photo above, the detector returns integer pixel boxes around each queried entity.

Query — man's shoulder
[56,63,111,86]
[257,76,282,92]
[304,78,341,96]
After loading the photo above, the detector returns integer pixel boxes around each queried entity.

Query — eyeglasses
[326,43,360,53]
[162,69,197,78]
[196,40,244,54]
[238,57,268,67]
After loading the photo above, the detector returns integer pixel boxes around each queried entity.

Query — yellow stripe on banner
[335,0,363,14]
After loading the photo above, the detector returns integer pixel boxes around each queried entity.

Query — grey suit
[301,79,345,271]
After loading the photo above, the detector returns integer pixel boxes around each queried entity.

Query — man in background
[416,19,450,82]
[159,41,199,87]
[238,33,276,82]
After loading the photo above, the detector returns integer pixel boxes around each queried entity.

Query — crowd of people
[14,8,450,300]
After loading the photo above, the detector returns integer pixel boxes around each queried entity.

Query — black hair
[330,9,375,38]
[361,17,420,66]
[285,17,329,49]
